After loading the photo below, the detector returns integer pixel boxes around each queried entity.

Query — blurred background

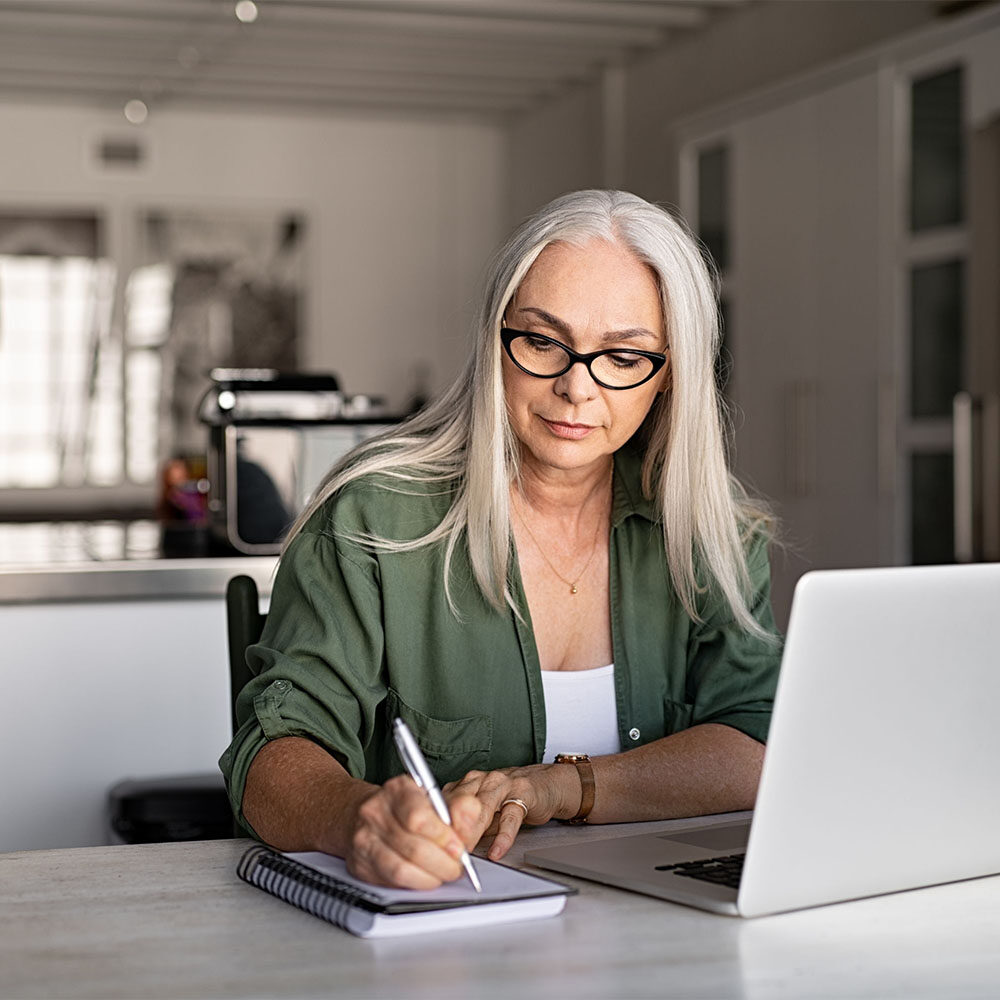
[2,0,1000,855]
[0,0,998,619]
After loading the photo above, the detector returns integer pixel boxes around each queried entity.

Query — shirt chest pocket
[384,689,494,785]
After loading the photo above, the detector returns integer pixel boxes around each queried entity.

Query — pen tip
[467,860,483,893]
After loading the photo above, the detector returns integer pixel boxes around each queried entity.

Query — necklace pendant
[570,584,578,595]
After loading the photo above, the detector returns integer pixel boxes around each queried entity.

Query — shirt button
[628,727,640,741]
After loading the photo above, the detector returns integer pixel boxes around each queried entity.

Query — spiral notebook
[237,844,575,938]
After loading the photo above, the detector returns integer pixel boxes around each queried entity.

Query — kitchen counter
[0,520,276,603]
[0,557,277,603]
[1,520,277,852]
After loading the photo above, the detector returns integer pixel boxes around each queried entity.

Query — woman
[220,189,781,890]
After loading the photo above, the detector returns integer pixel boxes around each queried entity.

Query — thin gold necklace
[513,471,612,596]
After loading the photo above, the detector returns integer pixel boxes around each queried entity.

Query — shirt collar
[612,434,658,526]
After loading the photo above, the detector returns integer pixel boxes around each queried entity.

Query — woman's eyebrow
[515,306,571,335]
[516,306,660,345]
[598,328,660,345]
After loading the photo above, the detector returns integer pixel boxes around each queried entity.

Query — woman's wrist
[545,760,584,821]
[316,780,381,856]
[551,754,595,823]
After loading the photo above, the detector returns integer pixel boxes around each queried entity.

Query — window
[910,66,964,231]
[902,64,966,564]
[0,207,305,516]
[697,145,730,272]
[0,213,125,489]
[694,144,733,397]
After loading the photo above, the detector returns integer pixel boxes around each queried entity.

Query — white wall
[506,78,604,220]
[0,102,508,411]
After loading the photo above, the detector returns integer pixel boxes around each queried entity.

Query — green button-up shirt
[220,443,782,827]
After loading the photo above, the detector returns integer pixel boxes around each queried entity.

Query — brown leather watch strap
[554,753,595,824]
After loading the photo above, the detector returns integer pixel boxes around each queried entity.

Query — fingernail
[447,840,464,859]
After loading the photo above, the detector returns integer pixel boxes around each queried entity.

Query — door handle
[953,392,980,562]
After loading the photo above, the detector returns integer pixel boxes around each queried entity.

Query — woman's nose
[552,360,599,403]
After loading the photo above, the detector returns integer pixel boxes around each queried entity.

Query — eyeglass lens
[508,334,656,388]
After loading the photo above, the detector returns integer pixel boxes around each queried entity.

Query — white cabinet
[2,598,232,852]
[680,11,1000,627]
[725,72,888,621]
[0,557,274,853]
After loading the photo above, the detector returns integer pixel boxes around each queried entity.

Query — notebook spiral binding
[237,845,386,928]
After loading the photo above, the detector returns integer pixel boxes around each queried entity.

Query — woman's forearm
[586,723,765,824]
[241,725,763,862]
[242,736,380,855]
[446,722,765,861]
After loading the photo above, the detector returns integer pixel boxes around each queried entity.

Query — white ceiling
[0,0,748,121]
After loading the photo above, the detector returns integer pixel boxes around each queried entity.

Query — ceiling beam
[0,61,555,100]
[0,76,532,112]
[0,3,666,46]
[0,45,590,83]
[272,0,707,29]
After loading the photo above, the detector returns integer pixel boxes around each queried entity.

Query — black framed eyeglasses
[500,328,667,390]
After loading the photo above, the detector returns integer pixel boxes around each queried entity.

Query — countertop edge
[0,557,278,603]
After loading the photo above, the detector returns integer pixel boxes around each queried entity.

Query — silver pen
[392,716,482,892]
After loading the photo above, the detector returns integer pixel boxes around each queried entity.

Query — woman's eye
[525,336,555,351]
[606,352,643,369]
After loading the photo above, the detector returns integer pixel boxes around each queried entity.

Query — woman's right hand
[243,737,482,892]
[343,775,482,890]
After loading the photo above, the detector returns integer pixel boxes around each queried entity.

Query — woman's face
[502,237,668,479]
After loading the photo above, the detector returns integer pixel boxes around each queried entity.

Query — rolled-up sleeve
[685,534,783,744]
[218,513,386,832]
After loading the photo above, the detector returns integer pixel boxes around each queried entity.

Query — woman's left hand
[443,764,579,860]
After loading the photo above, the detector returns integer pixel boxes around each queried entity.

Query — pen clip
[397,743,426,790]
[392,717,431,791]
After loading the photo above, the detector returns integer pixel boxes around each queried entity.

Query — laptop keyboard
[655,853,745,889]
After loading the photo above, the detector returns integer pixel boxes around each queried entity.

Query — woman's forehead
[511,238,663,333]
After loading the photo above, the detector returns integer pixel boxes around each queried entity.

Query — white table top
[3,815,1000,999]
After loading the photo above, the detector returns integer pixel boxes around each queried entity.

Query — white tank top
[540,663,620,763]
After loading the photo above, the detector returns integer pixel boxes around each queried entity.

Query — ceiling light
[234,1,258,23]
[123,99,148,125]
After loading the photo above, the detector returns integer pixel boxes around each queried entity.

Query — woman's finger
[487,798,528,860]
[451,770,517,814]
[446,792,488,849]
[352,833,457,890]
[442,770,486,796]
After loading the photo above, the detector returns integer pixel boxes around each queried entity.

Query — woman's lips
[541,417,596,440]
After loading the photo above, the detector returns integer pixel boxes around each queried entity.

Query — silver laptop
[525,563,1000,917]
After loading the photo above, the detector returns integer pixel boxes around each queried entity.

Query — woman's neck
[513,456,614,524]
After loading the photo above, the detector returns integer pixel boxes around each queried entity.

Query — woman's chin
[519,437,613,475]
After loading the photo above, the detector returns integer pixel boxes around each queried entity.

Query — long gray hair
[284,189,772,637]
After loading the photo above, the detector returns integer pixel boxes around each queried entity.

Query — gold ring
[500,797,529,819]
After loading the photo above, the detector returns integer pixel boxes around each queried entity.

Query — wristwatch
[554,753,595,824]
